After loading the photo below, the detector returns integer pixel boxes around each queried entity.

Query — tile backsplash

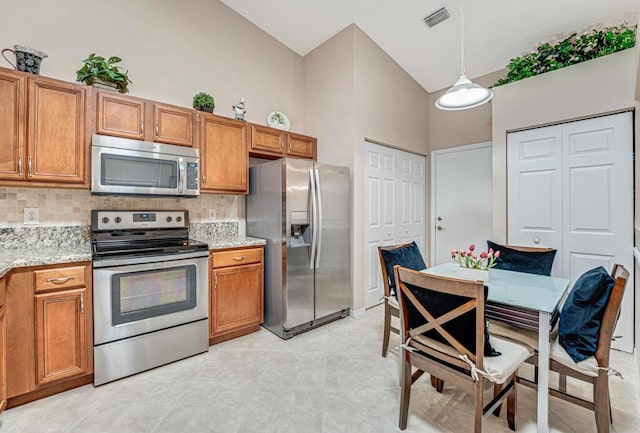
[0,187,240,227]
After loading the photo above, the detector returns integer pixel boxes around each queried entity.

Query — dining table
[421,262,571,433]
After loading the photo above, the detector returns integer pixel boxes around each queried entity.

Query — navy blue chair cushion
[487,240,557,276]
[559,266,615,362]
[405,283,501,357]
[380,242,426,298]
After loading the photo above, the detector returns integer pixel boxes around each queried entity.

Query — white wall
[1,0,304,128]
[304,25,429,312]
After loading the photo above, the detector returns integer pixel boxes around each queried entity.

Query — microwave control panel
[187,162,199,190]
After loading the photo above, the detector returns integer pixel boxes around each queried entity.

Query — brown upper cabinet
[198,113,248,194]
[96,92,194,147]
[249,123,317,160]
[0,69,86,186]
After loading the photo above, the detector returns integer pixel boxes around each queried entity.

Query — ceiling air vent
[423,7,450,28]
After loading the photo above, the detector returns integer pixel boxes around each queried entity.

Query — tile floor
[0,305,638,433]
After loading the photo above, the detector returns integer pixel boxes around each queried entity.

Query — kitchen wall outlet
[208,209,217,220]
[24,207,40,225]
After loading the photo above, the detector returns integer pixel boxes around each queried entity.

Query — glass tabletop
[421,263,570,313]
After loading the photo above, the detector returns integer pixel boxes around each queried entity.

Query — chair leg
[507,375,517,431]
[594,376,611,433]
[382,303,391,357]
[473,378,484,433]
[492,383,504,416]
[399,353,412,430]
[430,375,444,393]
[559,373,567,392]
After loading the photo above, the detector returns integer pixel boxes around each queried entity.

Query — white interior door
[507,126,564,275]
[508,112,634,352]
[364,141,425,308]
[431,143,492,266]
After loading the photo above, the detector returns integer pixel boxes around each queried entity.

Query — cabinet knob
[437,225,445,231]
[533,237,540,244]
[18,156,23,177]
[45,276,75,283]
[28,157,33,177]
[232,255,247,262]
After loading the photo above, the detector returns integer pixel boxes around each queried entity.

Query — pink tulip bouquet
[451,244,500,270]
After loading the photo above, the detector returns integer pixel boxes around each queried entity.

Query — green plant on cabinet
[75,53,132,93]
[493,22,636,87]
[193,92,215,113]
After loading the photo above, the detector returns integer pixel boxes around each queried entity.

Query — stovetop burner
[91,210,208,260]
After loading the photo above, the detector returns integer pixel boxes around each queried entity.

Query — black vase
[195,105,214,113]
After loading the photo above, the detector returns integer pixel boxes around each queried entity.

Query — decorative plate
[267,111,291,131]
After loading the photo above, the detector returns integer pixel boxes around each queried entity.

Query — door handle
[18,156,23,177]
[80,293,84,314]
[140,121,144,134]
[28,157,33,177]
[437,225,445,231]
[46,276,75,284]
[232,256,247,262]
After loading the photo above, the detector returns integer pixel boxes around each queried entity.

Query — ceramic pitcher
[2,45,48,74]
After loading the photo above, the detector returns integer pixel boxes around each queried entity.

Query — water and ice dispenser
[290,211,311,248]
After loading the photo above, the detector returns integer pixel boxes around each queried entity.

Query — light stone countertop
[0,245,93,278]
[0,237,266,279]
[200,236,266,250]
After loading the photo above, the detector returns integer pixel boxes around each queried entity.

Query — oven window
[111,265,197,325]
[101,154,178,188]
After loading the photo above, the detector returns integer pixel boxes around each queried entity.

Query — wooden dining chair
[519,264,629,433]
[377,242,426,358]
[395,266,533,432]
[486,243,558,354]
[378,243,444,391]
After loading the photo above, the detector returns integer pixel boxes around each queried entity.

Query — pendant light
[435,6,493,110]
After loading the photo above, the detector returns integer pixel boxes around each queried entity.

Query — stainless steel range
[91,210,209,385]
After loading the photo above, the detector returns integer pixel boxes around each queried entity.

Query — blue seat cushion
[559,266,615,362]
[405,283,501,357]
[380,242,426,298]
[487,240,557,276]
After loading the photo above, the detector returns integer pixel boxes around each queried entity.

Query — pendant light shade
[435,74,493,110]
[435,7,493,110]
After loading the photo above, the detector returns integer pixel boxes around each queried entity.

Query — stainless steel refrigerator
[247,158,351,339]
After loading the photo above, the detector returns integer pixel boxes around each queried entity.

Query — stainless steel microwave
[91,134,200,197]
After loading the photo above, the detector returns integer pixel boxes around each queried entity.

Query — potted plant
[193,92,215,113]
[75,53,132,94]
[451,244,500,281]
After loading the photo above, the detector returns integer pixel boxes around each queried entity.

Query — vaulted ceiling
[220,0,639,92]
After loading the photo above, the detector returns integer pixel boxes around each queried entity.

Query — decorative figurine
[232,97,246,121]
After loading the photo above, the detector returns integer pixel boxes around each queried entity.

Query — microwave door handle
[178,158,185,194]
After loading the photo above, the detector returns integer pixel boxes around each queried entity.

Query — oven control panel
[92,210,189,230]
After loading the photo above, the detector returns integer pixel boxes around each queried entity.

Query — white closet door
[562,113,634,352]
[364,141,426,308]
[508,112,634,352]
[507,125,563,275]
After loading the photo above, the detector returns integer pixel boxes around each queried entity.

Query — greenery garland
[493,22,636,87]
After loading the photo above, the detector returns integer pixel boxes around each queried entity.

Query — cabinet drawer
[34,266,86,292]
[211,248,262,268]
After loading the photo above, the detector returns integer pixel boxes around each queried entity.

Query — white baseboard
[350,308,366,317]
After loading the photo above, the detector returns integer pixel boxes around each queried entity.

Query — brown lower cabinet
[6,262,93,408]
[209,246,264,345]
[0,276,6,415]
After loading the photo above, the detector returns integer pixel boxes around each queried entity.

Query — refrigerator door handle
[309,168,318,269]
[314,168,323,269]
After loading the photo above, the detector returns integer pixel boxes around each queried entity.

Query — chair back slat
[395,266,485,367]
[594,264,629,366]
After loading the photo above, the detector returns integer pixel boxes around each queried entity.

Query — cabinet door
[0,304,6,414]
[96,92,145,140]
[286,132,317,160]
[153,103,194,147]
[0,70,26,181]
[200,114,248,194]
[27,78,86,183]
[34,288,88,387]
[210,263,263,338]
[249,124,285,156]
